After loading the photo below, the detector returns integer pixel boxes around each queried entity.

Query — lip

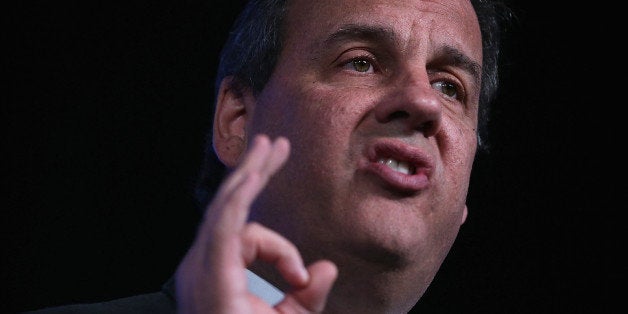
[359,139,433,192]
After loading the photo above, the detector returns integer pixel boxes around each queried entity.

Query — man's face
[245,0,482,301]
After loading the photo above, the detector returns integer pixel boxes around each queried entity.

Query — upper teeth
[378,158,412,175]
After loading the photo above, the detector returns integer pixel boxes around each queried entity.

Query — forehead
[283,0,482,61]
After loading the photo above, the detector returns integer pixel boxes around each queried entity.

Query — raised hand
[175,134,337,313]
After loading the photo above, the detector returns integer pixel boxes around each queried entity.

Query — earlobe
[461,205,468,224]
[212,77,254,168]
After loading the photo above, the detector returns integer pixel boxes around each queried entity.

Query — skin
[176,0,483,313]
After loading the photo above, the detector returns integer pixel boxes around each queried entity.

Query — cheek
[439,109,478,161]
[251,85,365,209]
[438,118,477,198]
[292,92,356,166]
[260,83,366,145]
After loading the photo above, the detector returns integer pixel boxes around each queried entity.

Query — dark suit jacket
[22,278,176,314]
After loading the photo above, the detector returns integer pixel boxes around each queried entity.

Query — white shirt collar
[246,269,285,306]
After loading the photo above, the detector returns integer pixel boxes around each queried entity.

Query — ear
[212,77,255,168]
[461,205,468,224]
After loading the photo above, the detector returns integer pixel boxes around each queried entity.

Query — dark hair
[213,0,287,99]
[471,0,513,150]
[195,0,512,208]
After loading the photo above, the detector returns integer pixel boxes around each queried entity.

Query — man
[26,0,509,312]
[177,0,509,312]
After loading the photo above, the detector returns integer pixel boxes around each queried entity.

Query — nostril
[386,111,409,122]
[417,121,436,135]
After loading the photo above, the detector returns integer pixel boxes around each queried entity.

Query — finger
[213,134,273,208]
[259,136,290,181]
[223,135,290,224]
[241,222,309,286]
[175,173,270,312]
[176,137,279,289]
[203,135,289,239]
[222,135,289,204]
[275,260,338,313]
[176,135,292,313]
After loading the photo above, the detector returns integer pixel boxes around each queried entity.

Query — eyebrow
[322,24,397,48]
[437,45,482,89]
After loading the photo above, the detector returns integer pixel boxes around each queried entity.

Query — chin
[335,222,425,270]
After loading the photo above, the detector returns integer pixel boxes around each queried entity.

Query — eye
[432,80,460,99]
[344,58,375,73]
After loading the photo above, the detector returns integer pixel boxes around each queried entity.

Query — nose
[374,71,442,137]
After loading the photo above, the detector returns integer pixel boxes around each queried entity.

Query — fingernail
[300,267,310,282]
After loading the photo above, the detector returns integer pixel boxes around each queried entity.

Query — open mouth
[362,139,433,191]
[377,158,415,175]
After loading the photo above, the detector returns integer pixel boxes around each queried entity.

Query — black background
[4,1,620,313]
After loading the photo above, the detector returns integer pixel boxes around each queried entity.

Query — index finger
[203,134,290,239]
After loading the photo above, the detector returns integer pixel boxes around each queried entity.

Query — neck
[324,261,425,313]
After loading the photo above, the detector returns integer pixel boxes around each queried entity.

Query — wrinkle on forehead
[286,0,480,48]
